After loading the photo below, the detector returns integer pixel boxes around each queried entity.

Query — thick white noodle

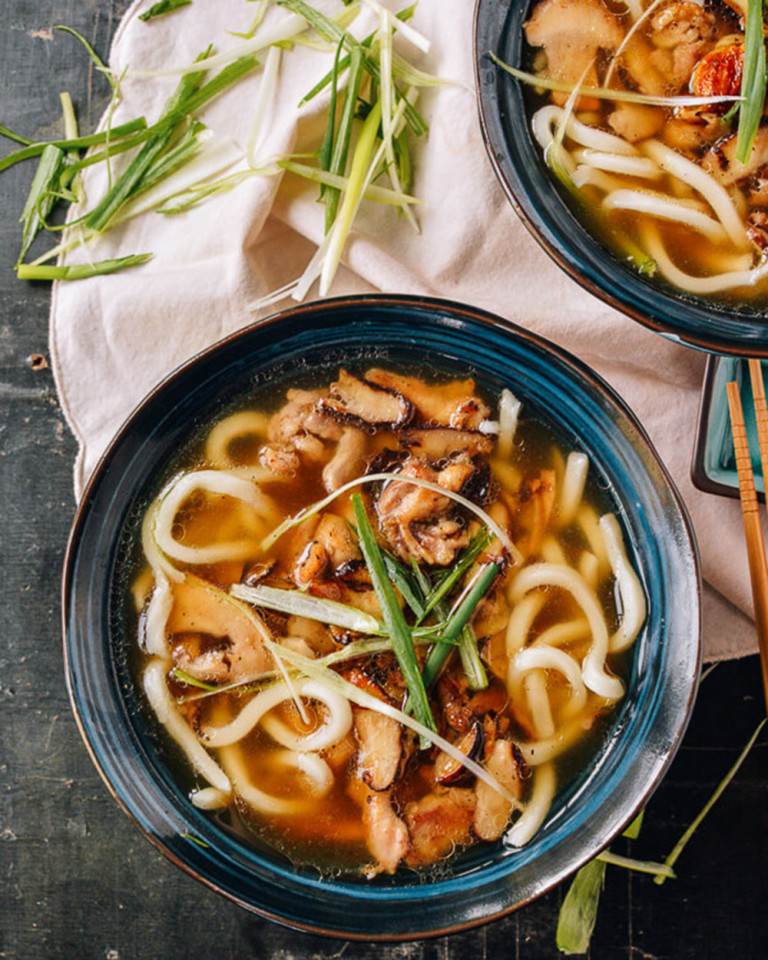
[523,671,555,739]
[517,715,594,766]
[603,190,728,242]
[577,504,610,577]
[190,787,230,810]
[643,139,749,249]
[143,659,231,794]
[509,646,588,718]
[260,682,355,752]
[219,745,333,816]
[532,105,638,156]
[511,563,624,701]
[143,569,173,658]
[600,514,647,652]
[504,763,557,847]
[558,452,589,527]
[154,469,273,565]
[578,551,600,591]
[540,535,568,566]
[573,149,662,180]
[204,410,271,464]
[200,679,352,749]
[505,590,547,656]
[533,618,591,649]
[641,222,768,293]
[141,499,182,582]
[497,388,522,459]
[571,165,628,193]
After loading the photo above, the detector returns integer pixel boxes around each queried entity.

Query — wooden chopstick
[726,371,768,715]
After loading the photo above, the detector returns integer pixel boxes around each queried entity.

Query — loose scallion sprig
[420,562,498,690]
[139,0,194,21]
[736,0,767,164]
[418,527,492,624]
[351,493,436,741]
[17,145,66,265]
[16,254,153,280]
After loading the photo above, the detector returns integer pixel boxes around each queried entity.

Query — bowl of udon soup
[63,295,700,939]
[475,0,768,356]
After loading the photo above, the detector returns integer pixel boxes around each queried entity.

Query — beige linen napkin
[50,0,756,660]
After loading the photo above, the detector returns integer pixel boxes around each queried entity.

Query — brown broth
[126,366,633,877]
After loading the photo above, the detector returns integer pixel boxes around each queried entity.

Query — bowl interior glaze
[474,0,768,357]
[63,295,701,939]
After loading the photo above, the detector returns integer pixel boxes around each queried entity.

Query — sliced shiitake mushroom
[433,720,485,786]
[317,369,414,429]
[401,428,493,460]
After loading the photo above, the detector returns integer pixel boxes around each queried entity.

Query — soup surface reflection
[129,366,645,878]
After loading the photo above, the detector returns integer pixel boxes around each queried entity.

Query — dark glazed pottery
[63,295,701,938]
[474,0,768,356]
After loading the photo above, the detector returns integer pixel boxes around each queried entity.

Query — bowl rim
[472,0,768,358]
[62,292,702,940]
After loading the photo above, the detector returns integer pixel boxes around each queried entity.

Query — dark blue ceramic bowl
[474,0,768,357]
[63,295,700,939]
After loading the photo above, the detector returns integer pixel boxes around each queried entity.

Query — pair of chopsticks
[726,359,768,715]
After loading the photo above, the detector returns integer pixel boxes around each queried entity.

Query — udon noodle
[128,367,645,877]
[520,0,768,301]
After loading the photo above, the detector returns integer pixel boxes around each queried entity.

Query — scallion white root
[231,581,382,635]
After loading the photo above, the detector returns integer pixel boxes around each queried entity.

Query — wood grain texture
[1,3,767,959]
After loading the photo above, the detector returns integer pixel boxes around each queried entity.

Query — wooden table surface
[1,2,767,958]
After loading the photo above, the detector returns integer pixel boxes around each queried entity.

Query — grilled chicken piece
[377,460,473,566]
[354,707,404,791]
[323,427,368,492]
[646,1,717,91]
[318,369,414,429]
[167,576,271,683]
[608,103,665,143]
[401,428,493,461]
[261,387,343,476]
[348,778,410,876]
[473,740,525,841]
[364,369,490,428]
[524,0,624,109]
[404,789,477,867]
[292,513,363,589]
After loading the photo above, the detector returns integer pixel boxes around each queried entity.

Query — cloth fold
[50,0,756,660]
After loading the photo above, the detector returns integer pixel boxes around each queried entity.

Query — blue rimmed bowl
[474,0,768,357]
[63,294,700,939]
